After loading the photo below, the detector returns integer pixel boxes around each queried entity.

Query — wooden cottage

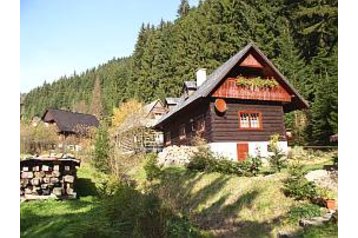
[41,109,99,137]
[154,43,309,160]
[114,99,167,153]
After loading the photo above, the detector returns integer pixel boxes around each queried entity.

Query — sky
[20,0,198,93]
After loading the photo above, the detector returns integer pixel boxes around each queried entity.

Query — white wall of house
[208,141,288,161]
[208,142,237,161]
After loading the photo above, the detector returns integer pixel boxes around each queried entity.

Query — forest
[22,0,338,145]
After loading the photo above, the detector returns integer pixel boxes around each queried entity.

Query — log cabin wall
[162,99,213,146]
[209,99,287,142]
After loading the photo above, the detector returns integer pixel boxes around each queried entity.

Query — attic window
[239,111,262,130]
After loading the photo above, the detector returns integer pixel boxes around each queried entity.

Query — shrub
[288,204,322,223]
[268,134,287,172]
[20,120,59,154]
[283,163,318,200]
[332,154,338,167]
[92,122,111,173]
[186,143,216,172]
[186,145,262,176]
[316,187,336,200]
[284,178,317,200]
[166,216,203,237]
[102,181,164,237]
[144,153,162,181]
[207,156,241,174]
[101,180,203,237]
[246,155,263,176]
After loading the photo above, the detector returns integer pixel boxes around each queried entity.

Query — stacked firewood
[20,162,78,199]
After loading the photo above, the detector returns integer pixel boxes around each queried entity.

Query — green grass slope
[21,151,338,238]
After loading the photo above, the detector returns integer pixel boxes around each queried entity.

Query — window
[191,116,205,136]
[165,131,171,146]
[179,124,186,140]
[195,118,205,133]
[240,113,250,128]
[239,111,262,129]
[250,113,260,128]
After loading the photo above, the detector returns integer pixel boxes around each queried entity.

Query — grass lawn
[20,164,103,238]
[151,168,337,237]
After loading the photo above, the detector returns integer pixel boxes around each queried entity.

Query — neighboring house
[154,42,309,161]
[41,109,99,137]
[115,99,166,153]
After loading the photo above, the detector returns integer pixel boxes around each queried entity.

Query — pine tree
[177,0,190,17]
[307,45,338,145]
[90,75,103,118]
[92,122,111,173]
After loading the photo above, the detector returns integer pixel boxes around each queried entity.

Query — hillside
[22,0,338,145]
[21,150,338,237]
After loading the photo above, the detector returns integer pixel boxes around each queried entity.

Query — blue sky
[20,0,198,93]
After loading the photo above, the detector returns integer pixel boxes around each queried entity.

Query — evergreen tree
[90,75,103,118]
[92,122,111,173]
[177,0,190,17]
[307,45,338,145]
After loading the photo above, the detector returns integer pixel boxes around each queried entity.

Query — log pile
[20,155,80,199]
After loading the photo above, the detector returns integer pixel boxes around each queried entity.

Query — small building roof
[142,99,165,116]
[184,81,197,89]
[41,109,99,134]
[115,99,166,133]
[165,97,181,105]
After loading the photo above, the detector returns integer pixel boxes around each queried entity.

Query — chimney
[196,68,206,87]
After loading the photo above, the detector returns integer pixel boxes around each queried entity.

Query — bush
[332,154,338,167]
[246,155,263,176]
[283,163,318,200]
[144,153,162,181]
[101,180,203,237]
[268,134,287,172]
[288,204,322,223]
[92,122,111,173]
[101,181,164,237]
[284,178,317,200]
[186,143,216,172]
[20,120,59,154]
[166,216,203,238]
[186,145,262,176]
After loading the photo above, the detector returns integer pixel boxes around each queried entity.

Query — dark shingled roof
[154,42,309,128]
[41,109,99,134]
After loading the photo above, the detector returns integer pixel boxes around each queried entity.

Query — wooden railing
[212,78,291,102]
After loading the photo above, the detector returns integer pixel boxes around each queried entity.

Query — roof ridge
[48,108,97,117]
